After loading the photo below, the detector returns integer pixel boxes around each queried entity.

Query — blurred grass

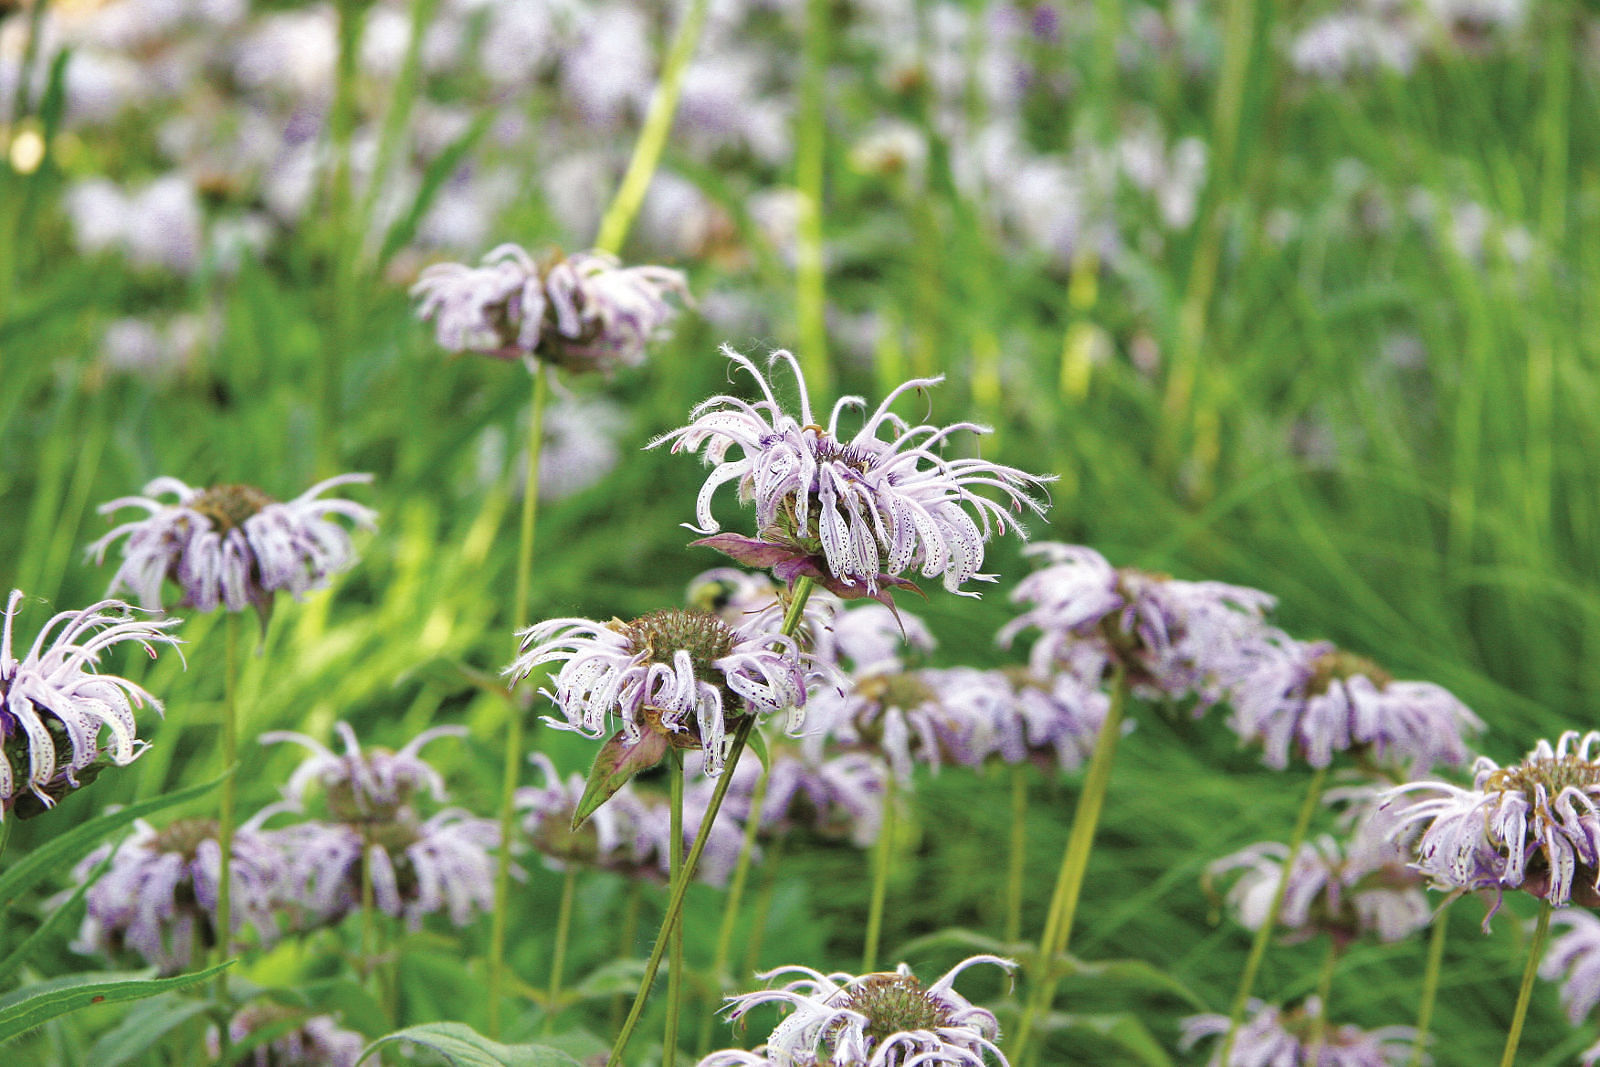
[2,0,1599,1062]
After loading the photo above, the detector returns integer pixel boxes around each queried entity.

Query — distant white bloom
[654,348,1050,602]
[1182,998,1421,1066]
[210,1005,365,1067]
[88,474,376,617]
[699,955,1015,1066]
[1541,909,1600,1028]
[0,591,181,818]
[262,721,464,819]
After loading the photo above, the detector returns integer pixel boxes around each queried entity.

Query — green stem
[1306,936,1339,1062]
[606,578,816,1067]
[1011,666,1129,1064]
[593,0,712,255]
[359,829,376,981]
[1218,764,1329,1064]
[741,833,786,980]
[543,866,578,1032]
[699,760,770,1055]
[1500,899,1553,1067]
[488,368,550,1038]
[862,776,897,972]
[214,613,241,1005]
[610,883,644,1034]
[794,0,830,393]
[1409,908,1449,1067]
[663,751,686,1067]
[1004,765,1028,948]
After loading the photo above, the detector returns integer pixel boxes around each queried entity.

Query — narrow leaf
[357,1022,583,1066]
[0,844,116,982]
[0,963,230,1045]
[1039,1010,1173,1067]
[84,994,214,1067]
[572,729,668,830]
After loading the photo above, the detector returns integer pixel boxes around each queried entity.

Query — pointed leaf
[895,927,1022,959]
[357,1022,583,1066]
[1038,1010,1173,1067]
[85,994,216,1067]
[747,727,771,775]
[572,729,668,830]
[1054,955,1205,1009]
[0,843,116,982]
[563,958,648,1002]
[0,963,230,1045]
[0,771,227,910]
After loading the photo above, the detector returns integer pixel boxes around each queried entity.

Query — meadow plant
[1539,910,1600,1065]
[1182,998,1424,1066]
[207,1004,366,1067]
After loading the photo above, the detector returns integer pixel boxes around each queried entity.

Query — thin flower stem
[593,0,711,256]
[214,612,241,1005]
[1004,765,1029,948]
[698,762,771,1055]
[610,882,644,1034]
[542,865,578,1033]
[664,751,686,1067]
[1306,936,1339,1062]
[1011,665,1129,1065]
[1218,764,1330,1064]
[1409,907,1450,1067]
[488,367,550,1038]
[1500,899,1553,1067]
[0,819,11,864]
[862,776,897,973]
[606,577,816,1067]
[794,0,830,393]
[742,833,787,979]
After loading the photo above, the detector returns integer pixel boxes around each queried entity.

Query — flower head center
[857,672,934,711]
[1487,755,1600,805]
[154,817,220,861]
[1308,649,1391,695]
[619,610,737,676]
[190,484,275,532]
[837,973,948,1044]
[809,432,879,477]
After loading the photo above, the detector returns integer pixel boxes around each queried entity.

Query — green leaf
[0,963,230,1045]
[83,993,214,1067]
[0,842,116,983]
[357,1022,584,1066]
[1054,955,1206,1010]
[894,927,1022,959]
[572,729,668,830]
[0,770,227,911]
[1038,1010,1174,1067]
[747,727,771,774]
[563,958,648,1003]
[376,111,494,269]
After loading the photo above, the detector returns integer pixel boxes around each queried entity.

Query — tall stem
[593,0,712,256]
[1218,764,1329,1063]
[1305,936,1339,1063]
[1011,666,1129,1064]
[606,577,816,1067]
[793,0,830,393]
[1500,900,1553,1067]
[663,751,686,1067]
[543,866,578,1032]
[487,368,550,1037]
[862,776,897,972]
[1409,908,1449,1067]
[1004,765,1029,948]
[214,612,242,1004]
[699,762,771,1055]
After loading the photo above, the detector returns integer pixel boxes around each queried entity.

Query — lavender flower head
[73,815,282,973]
[1207,829,1431,948]
[518,752,658,877]
[1228,638,1482,771]
[0,591,181,819]
[997,543,1277,705]
[1181,998,1423,1066]
[1384,730,1600,914]
[987,667,1109,774]
[1541,909,1600,1027]
[261,721,464,819]
[507,608,812,776]
[208,1005,365,1067]
[746,748,892,849]
[697,955,1015,1067]
[803,666,1003,783]
[652,347,1051,603]
[88,474,376,621]
[411,244,689,375]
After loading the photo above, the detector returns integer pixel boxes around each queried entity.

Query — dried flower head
[1181,998,1423,1066]
[411,244,688,374]
[1384,730,1600,915]
[88,474,376,622]
[73,815,282,973]
[208,1005,365,1067]
[0,591,181,819]
[698,955,1015,1066]
[507,608,811,777]
[1229,639,1482,771]
[997,543,1277,705]
[653,347,1050,603]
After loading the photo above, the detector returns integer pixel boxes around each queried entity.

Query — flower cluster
[1181,998,1422,1066]
[653,347,1051,603]
[88,474,376,620]
[698,955,1015,1066]
[0,591,181,819]
[208,1004,366,1067]
[1540,910,1600,1066]
[412,245,689,374]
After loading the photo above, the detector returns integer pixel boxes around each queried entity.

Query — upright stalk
[1500,900,1553,1067]
[214,613,242,1003]
[862,776,897,972]
[1305,937,1339,1062]
[1004,765,1028,947]
[1011,666,1129,1064]
[1218,764,1329,1063]
[487,368,550,1038]
[663,751,686,1067]
[699,763,771,1054]
[1409,909,1450,1067]
[606,578,816,1067]
[593,0,712,255]
[793,0,831,393]
[543,866,578,1032]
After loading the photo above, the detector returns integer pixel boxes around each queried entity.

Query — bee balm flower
[652,347,1051,603]
[1181,998,1421,1066]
